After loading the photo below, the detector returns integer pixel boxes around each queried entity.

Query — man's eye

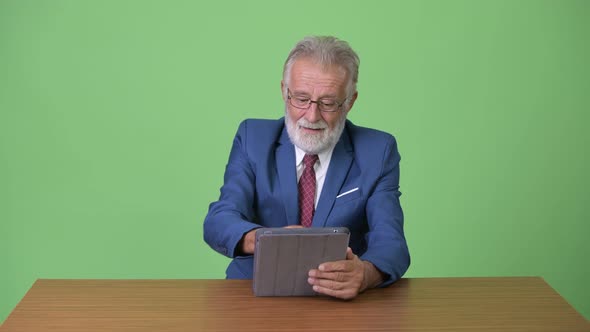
[320,100,336,107]
[295,97,310,103]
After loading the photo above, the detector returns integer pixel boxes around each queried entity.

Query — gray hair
[283,36,360,99]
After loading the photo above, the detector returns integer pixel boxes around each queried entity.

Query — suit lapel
[276,127,299,226]
[313,126,353,227]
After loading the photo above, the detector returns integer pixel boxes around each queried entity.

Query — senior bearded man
[204,36,410,299]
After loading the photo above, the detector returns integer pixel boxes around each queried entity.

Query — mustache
[297,119,328,129]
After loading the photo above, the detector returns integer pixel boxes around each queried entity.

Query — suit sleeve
[203,120,261,258]
[360,135,410,286]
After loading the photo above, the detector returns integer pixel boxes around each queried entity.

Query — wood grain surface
[1,277,588,331]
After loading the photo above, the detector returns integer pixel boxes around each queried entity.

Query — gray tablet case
[253,227,350,296]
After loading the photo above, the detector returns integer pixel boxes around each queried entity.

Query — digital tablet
[253,227,350,296]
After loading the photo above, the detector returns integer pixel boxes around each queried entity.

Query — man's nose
[304,102,322,122]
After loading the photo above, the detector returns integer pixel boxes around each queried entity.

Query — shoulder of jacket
[346,120,396,146]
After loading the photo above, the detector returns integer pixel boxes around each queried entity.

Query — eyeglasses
[287,89,346,113]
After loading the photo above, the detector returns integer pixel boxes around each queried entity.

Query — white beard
[284,108,347,154]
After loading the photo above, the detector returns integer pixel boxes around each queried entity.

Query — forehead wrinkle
[289,61,348,98]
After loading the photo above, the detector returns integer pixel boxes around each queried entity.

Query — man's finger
[309,270,350,282]
[312,284,358,300]
[308,276,346,290]
[318,260,354,272]
[345,247,355,260]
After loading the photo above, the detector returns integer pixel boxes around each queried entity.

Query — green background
[1,0,588,324]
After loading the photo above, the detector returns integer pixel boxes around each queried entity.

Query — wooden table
[1,277,588,331]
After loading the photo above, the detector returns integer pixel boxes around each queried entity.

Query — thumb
[345,247,355,260]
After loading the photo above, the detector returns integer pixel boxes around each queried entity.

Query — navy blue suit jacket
[204,118,410,286]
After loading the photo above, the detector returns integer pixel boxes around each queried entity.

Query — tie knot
[303,154,318,169]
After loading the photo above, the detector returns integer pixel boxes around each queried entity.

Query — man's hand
[307,247,385,300]
[238,229,257,255]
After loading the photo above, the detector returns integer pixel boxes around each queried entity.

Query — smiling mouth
[299,126,325,132]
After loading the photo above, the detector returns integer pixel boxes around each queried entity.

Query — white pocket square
[336,187,359,198]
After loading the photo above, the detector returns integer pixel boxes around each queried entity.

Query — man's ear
[280,80,287,101]
[346,91,359,113]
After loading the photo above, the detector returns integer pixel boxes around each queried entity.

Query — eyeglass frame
[286,88,347,113]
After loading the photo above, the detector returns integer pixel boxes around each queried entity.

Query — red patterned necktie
[299,154,318,227]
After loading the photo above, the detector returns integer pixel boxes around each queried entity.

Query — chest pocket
[334,187,361,206]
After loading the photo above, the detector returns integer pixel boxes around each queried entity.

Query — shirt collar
[294,144,335,169]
